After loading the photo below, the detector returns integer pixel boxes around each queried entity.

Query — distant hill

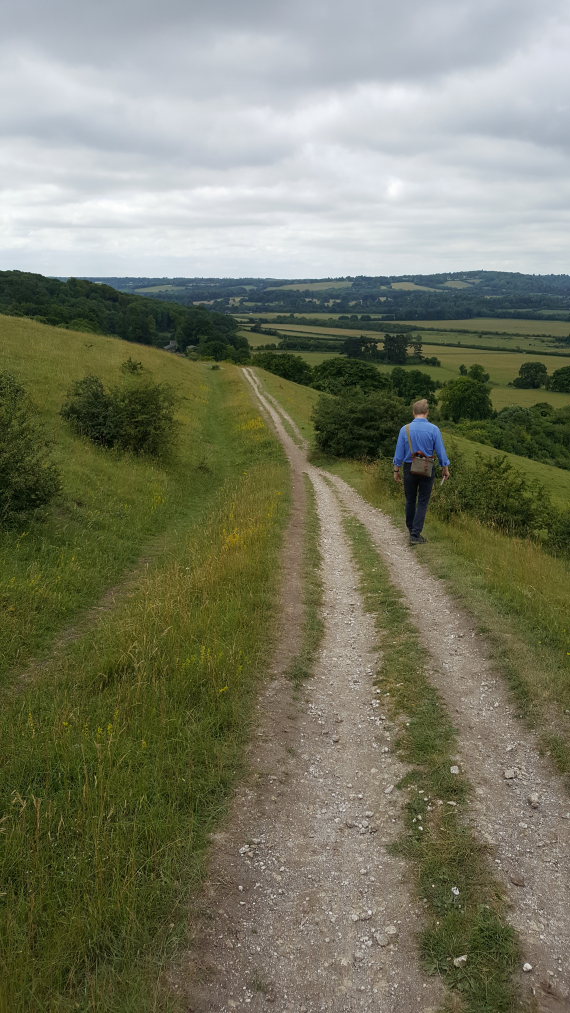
[0,270,243,354]
[84,270,570,322]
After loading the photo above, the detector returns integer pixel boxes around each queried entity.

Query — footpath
[170,368,570,1013]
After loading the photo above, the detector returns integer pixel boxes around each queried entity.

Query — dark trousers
[403,463,435,537]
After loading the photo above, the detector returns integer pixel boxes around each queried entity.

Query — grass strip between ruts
[343,513,527,1013]
[285,474,324,686]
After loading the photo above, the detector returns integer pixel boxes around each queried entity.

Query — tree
[341,336,380,360]
[61,373,177,457]
[512,361,549,389]
[459,364,468,376]
[252,352,313,386]
[312,357,390,395]
[410,336,423,360]
[0,372,61,522]
[312,391,407,459]
[439,378,494,422]
[390,367,438,404]
[549,365,570,392]
[383,333,408,364]
[467,364,490,383]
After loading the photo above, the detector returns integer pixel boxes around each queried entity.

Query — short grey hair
[413,399,429,415]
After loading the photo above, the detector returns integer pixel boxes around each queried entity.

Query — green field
[391,281,437,291]
[267,280,353,292]
[268,320,567,353]
[396,317,570,337]
[250,340,570,412]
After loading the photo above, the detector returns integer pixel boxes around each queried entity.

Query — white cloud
[1,0,570,274]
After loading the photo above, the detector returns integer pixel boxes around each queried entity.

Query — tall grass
[0,316,227,683]
[0,360,291,1009]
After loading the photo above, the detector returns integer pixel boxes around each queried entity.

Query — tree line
[0,271,246,359]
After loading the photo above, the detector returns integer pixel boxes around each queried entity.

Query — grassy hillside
[0,316,221,681]
[0,318,290,1010]
[253,366,570,770]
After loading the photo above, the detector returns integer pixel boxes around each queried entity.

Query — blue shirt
[393,417,450,467]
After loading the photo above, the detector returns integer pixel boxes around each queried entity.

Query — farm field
[0,318,289,1010]
[266,280,353,292]
[395,317,570,337]
[251,342,570,411]
[268,320,566,353]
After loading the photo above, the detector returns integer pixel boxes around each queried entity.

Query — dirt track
[171,368,570,1012]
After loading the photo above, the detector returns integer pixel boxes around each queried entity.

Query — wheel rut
[250,370,570,1010]
[169,370,443,1011]
[172,369,570,1012]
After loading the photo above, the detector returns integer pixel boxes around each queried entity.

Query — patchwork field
[250,341,570,411]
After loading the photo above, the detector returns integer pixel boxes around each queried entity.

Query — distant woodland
[0,271,244,356]
[87,271,570,322]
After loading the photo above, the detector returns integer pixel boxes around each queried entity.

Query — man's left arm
[434,428,451,478]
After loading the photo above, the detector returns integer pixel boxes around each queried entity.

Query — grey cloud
[2,0,570,274]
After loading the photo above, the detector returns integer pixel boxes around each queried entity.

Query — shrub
[0,371,61,523]
[61,374,177,457]
[253,352,313,385]
[313,391,407,459]
[439,378,494,422]
[389,367,438,404]
[549,365,570,393]
[312,357,390,395]
[110,380,177,456]
[60,375,116,446]
[434,453,549,537]
[121,357,144,374]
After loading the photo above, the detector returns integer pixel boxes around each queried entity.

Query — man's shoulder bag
[406,424,434,477]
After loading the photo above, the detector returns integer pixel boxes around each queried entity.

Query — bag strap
[406,424,414,455]
[406,422,434,461]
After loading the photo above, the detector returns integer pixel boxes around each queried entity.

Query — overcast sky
[2,0,570,277]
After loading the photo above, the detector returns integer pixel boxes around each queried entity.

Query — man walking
[393,399,450,545]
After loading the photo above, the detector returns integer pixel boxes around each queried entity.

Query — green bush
[0,372,61,523]
[60,375,116,447]
[61,374,177,457]
[253,351,313,385]
[434,453,549,537]
[312,357,390,395]
[439,377,494,422]
[313,391,407,459]
[549,365,570,392]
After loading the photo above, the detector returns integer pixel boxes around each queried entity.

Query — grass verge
[0,371,290,1012]
[285,475,324,686]
[344,514,524,1013]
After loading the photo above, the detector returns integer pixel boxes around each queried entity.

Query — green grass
[266,280,353,292]
[286,476,324,686]
[0,364,290,1011]
[0,316,235,685]
[395,317,570,337]
[256,319,570,355]
[252,370,570,777]
[344,515,523,1013]
[391,281,438,291]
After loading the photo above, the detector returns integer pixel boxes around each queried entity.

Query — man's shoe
[410,535,428,545]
